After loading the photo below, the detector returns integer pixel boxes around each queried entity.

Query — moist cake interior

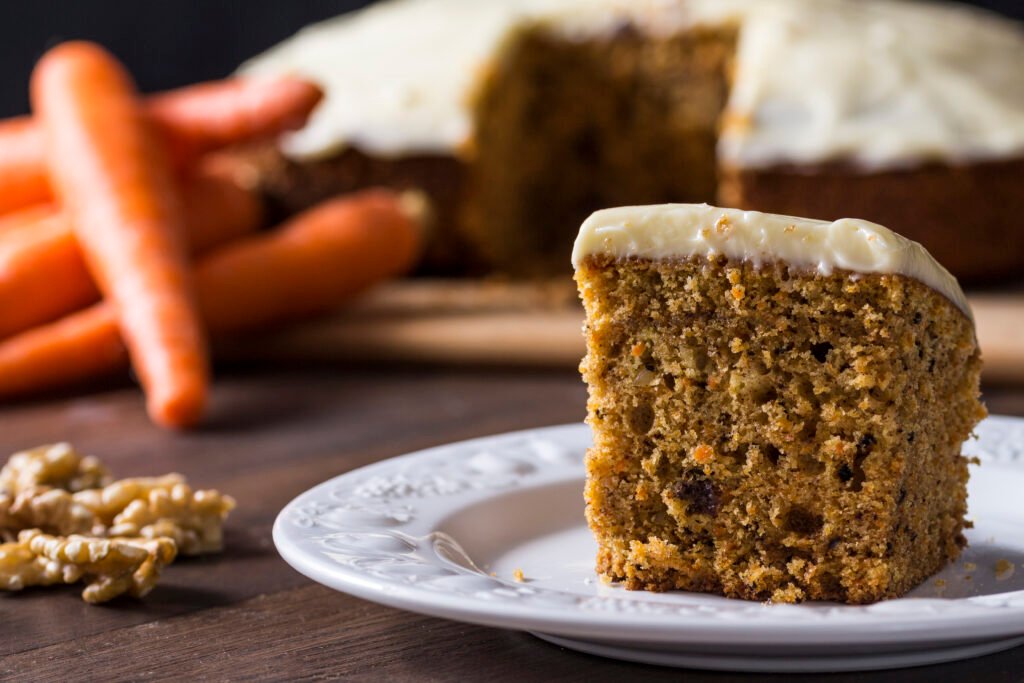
[577,254,984,603]
[467,23,736,275]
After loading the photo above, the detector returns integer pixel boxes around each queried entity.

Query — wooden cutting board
[220,280,1024,383]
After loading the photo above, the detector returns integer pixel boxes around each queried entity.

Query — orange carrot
[197,189,421,333]
[32,41,209,429]
[0,118,51,215]
[0,304,126,399]
[0,75,321,215]
[0,211,98,339]
[175,164,266,253]
[0,190,421,399]
[0,167,263,340]
[0,203,55,236]
[147,76,323,160]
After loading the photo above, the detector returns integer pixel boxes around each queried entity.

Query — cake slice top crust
[572,203,970,318]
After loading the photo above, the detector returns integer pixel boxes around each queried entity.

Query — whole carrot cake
[573,204,985,604]
[237,0,1024,280]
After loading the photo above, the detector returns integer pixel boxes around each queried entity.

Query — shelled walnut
[0,486,99,540]
[106,481,235,555]
[0,443,110,494]
[0,530,177,603]
[0,444,234,604]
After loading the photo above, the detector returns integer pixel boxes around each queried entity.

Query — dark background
[0,0,1021,118]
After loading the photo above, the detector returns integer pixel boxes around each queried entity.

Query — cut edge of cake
[573,203,985,604]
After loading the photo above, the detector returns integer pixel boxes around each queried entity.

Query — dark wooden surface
[2,367,1023,682]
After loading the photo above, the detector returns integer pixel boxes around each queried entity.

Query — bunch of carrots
[0,42,423,429]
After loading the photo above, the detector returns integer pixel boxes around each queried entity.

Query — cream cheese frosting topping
[241,0,1024,169]
[239,0,627,159]
[720,0,1024,169]
[572,203,970,318]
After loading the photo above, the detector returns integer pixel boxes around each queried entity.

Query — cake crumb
[630,343,646,357]
[512,568,525,582]
[730,284,745,301]
[692,444,715,464]
[962,562,977,571]
[995,559,1015,581]
[715,214,732,234]
[934,578,946,588]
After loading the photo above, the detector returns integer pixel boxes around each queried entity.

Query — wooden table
[2,367,1023,681]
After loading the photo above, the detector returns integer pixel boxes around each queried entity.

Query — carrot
[0,210,98,339]
[196,189,422,333]
[0,167,263,340]
[0,203,55,236]
[0,118,51,215]
[147,76,323,160]
[0,189,422,399]
[0,304,126,399]
[174,163,266,253]
[32,41,209,429]
[0,75,321,215]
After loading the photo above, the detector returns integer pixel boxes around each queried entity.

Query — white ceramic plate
[273,416,1024,673]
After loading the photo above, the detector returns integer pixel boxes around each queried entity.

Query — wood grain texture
[218,281,1024,382]
[0,367,1021,681]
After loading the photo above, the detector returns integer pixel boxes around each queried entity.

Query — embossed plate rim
[273,415,1024,649]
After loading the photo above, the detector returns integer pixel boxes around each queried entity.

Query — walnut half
[0,443,110,495]
[0,529,177,604]
[0,444,234,604]
[105,480,236,556]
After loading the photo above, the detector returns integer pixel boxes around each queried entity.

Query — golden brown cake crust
[577,255,985,604]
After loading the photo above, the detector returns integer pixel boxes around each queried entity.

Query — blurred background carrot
[33,41,209,429]
[196,189,422,333]
[147,77,322,162]
[0,166,262,340]
[0,189,422,399]
[0,119,51,214]
[0,76,320,215]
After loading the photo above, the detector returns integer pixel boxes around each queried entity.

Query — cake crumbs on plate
[512,568,525,582]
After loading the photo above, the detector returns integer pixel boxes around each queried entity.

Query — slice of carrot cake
[573,203,985,604]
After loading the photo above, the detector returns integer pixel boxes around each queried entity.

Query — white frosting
[721,0,1024,168]
[239,0,631,159]
[241,0,1024,168]
[572,203,970,318]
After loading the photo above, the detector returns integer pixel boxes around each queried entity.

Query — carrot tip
[149,390,208,430]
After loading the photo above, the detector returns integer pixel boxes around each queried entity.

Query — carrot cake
[236,0,1024,280]
[573,203,985,603]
